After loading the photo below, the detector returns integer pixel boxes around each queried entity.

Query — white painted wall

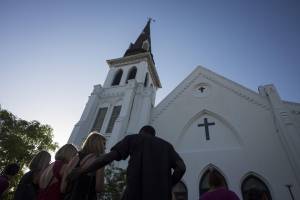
[69,60,300,200]
[70,55,158,150]
[151,66,300,200]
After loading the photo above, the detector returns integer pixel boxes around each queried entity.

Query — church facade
[68,21,300,200]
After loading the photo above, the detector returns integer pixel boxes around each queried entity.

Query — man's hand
[67,168,83,182]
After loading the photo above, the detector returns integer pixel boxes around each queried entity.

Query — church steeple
[106,19,161,88]
[124,19,153,59]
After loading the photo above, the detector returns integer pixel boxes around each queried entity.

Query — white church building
[68,20,300,200]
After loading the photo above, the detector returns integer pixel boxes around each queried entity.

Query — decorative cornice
[107,57,144,68]
[151,72,200,122]
[96,82,135,99]
[201,73,271,111]
[283,101,300,106]
[99,89,125,99]
[283,101,300,115]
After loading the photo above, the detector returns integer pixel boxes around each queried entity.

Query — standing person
[38,144,77,200]
[245,188,268,200]
[70,125,186,200]
[199,169,240,200]
[14,151,51,200]
[0,163,19,198]
[65,132,106,200]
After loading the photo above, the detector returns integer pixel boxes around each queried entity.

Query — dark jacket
[111,134,185,200]
[0,175,9,199]
[14,171,38,200]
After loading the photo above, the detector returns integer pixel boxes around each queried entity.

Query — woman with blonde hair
[14,150,51,200]
[37,144,77,200]
[65,132,106,200]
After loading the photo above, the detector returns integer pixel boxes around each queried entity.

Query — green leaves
[0,107,58,199]
[101,162,126,200]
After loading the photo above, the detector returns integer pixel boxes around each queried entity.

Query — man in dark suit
[71,125,186,200]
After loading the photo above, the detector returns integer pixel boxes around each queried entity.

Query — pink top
[38,160,64,200]
[200,187,240,200]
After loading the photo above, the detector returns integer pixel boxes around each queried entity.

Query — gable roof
[151,65,273,122]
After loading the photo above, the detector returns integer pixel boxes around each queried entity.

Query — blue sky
[1,0,299,146]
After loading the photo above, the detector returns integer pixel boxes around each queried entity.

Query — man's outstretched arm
[171,158,186,186]
[69,135,131,181]
[84,151,119,173]
[69,151,119,180]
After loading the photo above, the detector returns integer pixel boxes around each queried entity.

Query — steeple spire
[124,19,153,59]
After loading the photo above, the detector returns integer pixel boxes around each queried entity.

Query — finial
[147,17,156,23]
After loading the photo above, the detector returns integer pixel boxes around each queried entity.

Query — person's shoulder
[54,159,64,167]
[199,191,212,200]
[0,175,8,182]
[19,171,34,184]
[125,134,138,139]
[23,171,34,179]
[0,175,8,186]
[227,190,240,199]
[154,136,173,146]
[121,134,138,143]
[53,160,65,175]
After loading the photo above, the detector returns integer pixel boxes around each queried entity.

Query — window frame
[111,69,123,86]
[126,66,137,83]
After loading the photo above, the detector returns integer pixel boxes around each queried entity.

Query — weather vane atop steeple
[147,17,156,23]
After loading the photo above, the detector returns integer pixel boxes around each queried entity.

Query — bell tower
[68,19,161,147]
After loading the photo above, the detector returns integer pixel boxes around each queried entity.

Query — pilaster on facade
[105,80,138,149]
[68,85,104,145]
[106,116,128,150]
[263,84,300,185]
[129,83,154,131]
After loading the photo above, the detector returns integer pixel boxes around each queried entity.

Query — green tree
[0,106,58,199]
[101,162,126,200]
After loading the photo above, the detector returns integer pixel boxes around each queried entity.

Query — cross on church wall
[198,86,206,93]
[198,118,215,140]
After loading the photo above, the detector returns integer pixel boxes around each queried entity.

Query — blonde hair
[39,144,77,189]
[29,150,51,172]
[81,132,106,156]
[55,144,77,163]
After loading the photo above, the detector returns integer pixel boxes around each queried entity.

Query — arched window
[111,69,123,86]
[144,73,149,87]
[126,66,137,83]
[241,175,272,200]
[172,181,188,200]
[199,168,227,197]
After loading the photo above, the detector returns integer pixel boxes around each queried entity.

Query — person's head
[208,169,225,189]
[55,144,77,163]
[81,132,106,156]
[139,125,156,136]
[28,150,51,172]
[2,163,19,178]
